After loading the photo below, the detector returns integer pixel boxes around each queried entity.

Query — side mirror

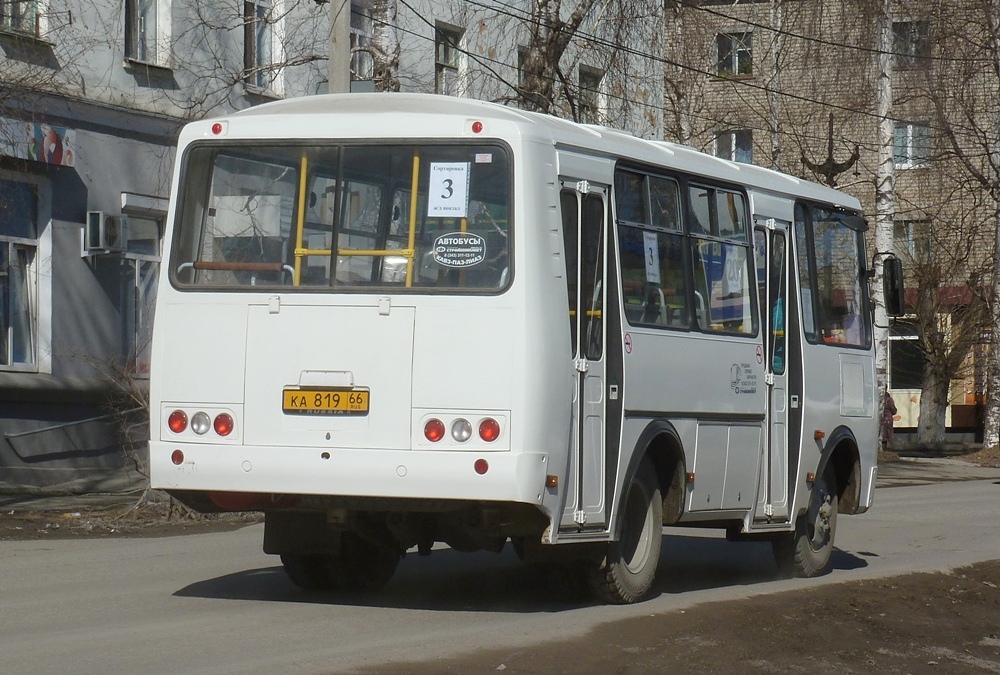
[883,255,905,317]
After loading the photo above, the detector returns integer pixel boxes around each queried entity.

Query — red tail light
[424,419,445,442]
[168,410,188,434]
[214,413,235,436]
[479,418,501,442]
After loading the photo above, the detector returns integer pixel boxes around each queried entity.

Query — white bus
[150,93,903,603]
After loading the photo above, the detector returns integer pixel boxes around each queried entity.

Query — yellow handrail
[292,154,309,286]
[293,247,414,258]
[405,154,420,287]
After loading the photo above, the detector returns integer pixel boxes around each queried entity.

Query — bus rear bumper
[149,441,551,508]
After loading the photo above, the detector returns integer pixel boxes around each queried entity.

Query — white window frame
[578,65,605,125]
[434,22,463,96]
[715,129,753,164]
[125,0,171,67]
[888,317,922,391]
[0,0,40,37]
[244,0,284,95]
[892,19,930,68]
[120,194,165,377]
[349,1,374,82]
[716,31,752,77]
[0,172,51,374]
[893,219,930,262]
[894,122,930,168]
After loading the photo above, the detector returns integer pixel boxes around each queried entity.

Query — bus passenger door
[755,220,790,522]
[561,181,609,530]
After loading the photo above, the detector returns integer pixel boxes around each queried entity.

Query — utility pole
[328,0,351,93]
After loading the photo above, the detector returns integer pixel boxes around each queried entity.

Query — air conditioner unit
[85,211,128,252]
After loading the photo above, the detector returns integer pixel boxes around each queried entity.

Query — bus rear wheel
[587,457,662,604]
[773,464,838,578]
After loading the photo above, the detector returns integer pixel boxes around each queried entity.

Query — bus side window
[618,225,688,329]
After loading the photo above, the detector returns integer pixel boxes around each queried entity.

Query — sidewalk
[877,455,1000,487]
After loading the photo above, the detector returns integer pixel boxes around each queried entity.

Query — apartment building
[1,0,664,489]
[666,0,993,442]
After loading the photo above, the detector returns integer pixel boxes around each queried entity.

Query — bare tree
[919,0,1000,452]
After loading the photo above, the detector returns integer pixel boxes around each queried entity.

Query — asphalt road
[2,461,999,674]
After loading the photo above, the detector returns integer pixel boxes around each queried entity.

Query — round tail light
[479,418,501,442]
[424,418,445,443]
[214,413,235,436]
[168,410,188,434]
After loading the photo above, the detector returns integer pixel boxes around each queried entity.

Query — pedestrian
[882,392,897,449]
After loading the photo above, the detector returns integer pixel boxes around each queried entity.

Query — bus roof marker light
[471,120,484,134]
[211,122,226,135]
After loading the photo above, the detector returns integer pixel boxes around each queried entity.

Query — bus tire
[588,457,662,604]
[280,531,399,593]
[280,554,340,591]
[772,464,838,578]
[337,530,400,592]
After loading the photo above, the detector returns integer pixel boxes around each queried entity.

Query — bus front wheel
[773,465,838,578]
[588,457,662,604]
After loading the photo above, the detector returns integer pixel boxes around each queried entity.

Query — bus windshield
[170,142,511,292]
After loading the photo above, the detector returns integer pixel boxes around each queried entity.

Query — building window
[244,0,276,91]
[0,0,38,36]
[0,180,38,369]
[894,122,931,168]
[893,20,930,68]
[889,318,923,389]
[894,219,931,262]
[435,23,462,95]
[578,65,603,124]
[717,32,752,77]
[716,129,753,164]
[122,216,160,375]
[125,0,158,64]
[350,1,373,83]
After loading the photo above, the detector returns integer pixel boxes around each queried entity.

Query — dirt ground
[2,447,999,673]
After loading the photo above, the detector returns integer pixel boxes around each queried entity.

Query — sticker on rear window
[433,232,486,268]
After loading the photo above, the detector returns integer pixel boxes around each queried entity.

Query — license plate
[282,389,370,416]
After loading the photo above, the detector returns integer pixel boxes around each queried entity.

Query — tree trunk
[767,0,784,171]
[985,0,1000,454]
[371,0,399,92]
[916,356,951,447]
[873,0,895,451]
[518,0,599,114]
[983,198,1000,453]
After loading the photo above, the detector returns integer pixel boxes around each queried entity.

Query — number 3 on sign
[427,162,470,218]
